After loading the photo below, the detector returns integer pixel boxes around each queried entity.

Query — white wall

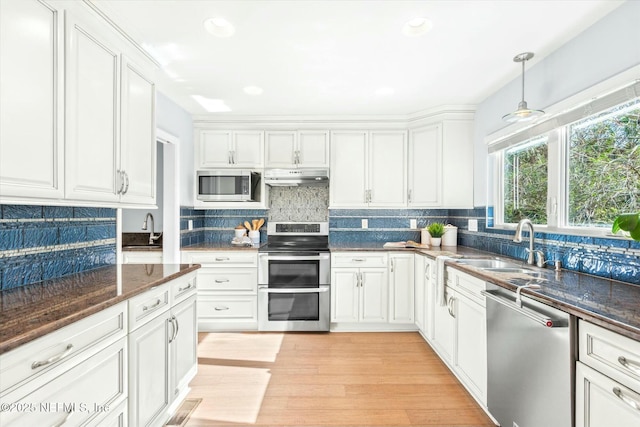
[472,0,640,206]
[155,91,194,207]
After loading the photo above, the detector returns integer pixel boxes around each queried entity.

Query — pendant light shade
[502,52,544,123]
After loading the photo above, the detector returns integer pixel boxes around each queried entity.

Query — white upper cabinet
[408,125,442,206]
[198,130,264,168]
[119,56,156,205]
[1,1,157,207]
[441,120,474,208]
[65,11,121,203]
[369,131,407,206]
[330,131,368,206]
[265,130,329,168]
[330,130,407,208]
[0,0,64,201]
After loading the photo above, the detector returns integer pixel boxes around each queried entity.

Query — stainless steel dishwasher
[483,282,575,427]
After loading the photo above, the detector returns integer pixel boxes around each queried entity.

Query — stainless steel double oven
[258,222,330,331]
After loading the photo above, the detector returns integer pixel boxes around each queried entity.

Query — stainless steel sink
[482,267,540,276]
[455,259,522,269]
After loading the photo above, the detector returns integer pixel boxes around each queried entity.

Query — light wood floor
[183,332,496,427]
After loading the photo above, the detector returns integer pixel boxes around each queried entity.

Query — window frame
[487,68,640,238]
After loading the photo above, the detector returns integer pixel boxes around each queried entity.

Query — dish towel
[435,256,453,306]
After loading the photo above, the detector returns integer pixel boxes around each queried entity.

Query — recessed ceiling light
[402,17,433,37]
[191,95,231,112]
[203,17,235,38]
[243,86,263,95]
[375,87,395,96]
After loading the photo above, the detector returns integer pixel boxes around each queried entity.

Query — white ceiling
[91,0,624,117]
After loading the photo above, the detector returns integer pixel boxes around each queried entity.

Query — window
[503,136,548,224]
[567,100,640,228]
[489,79,640,234]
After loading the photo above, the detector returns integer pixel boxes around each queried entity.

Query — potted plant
[612,213,640,241]
[427,222,445,247]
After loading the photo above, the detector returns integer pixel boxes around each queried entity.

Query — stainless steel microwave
[197,170,261,202]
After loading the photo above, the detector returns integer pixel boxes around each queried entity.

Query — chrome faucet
[142,213,162,245]
[513,218,545,266]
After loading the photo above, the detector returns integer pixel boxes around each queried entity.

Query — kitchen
[1,0,640,426]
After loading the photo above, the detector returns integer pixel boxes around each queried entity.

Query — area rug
[164,398,202,427]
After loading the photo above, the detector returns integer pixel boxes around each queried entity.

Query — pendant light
[502,52,544,123]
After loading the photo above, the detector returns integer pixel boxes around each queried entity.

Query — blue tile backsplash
[0,205,116,290]
[180,207,268,246]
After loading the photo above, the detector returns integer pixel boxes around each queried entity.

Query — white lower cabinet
[128,273,198,427]
[388,253,414,324]
[576,320,640,427]
[414,254,427,334]
[428,266,487,406]
[121,251,163,264]
[182,251,258,331]
[331,267,388,323]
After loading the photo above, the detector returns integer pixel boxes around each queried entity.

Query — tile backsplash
[0,205,116,290]
[269,185,329,222]
[180,208,268,246]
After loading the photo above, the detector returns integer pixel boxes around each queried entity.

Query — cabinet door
[298,131,329,168]
[199,131,232,168]
[265,131,296,167]
[388,254,414,323]
[414,255,426,333]
[65,13,120,202]
[368,131,407,206]
[120,57,156,205]
[330,131,367,207]
[455,293,487,404]
[432,287,455,364]
[408,125,441,206]
[424,258,435,340]
[129,313,170,427]
[360,268,388,323]
[233,131,264,167]
[442,120,474,208]
[331,269,359,322]
[170,295,197,402]
[0,0,64,200]
[576,362,640,427]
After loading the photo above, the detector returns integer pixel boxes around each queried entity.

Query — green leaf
[612,213,639,234]
[630,222,640,241]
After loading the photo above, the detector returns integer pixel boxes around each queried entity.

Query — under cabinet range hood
[264,169,329,187]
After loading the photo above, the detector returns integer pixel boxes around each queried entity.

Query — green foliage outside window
[503,137,548,224]
[568,101,640,227]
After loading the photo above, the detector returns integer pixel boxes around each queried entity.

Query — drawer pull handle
[178,283,193,292]
[32,344,74,370]
[51,408,73,427]
[214,306,229,311]
[215,279,230,283]
[143,299,162,311]
[618,356,640,374]
[215,257,230,261]
[613,387,640,411]
[352,258,366,262]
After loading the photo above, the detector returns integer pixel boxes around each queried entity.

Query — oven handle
[258,286,330,294]
[261,255,329,261]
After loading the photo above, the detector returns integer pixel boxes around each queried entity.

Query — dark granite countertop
[331,243,640,341]
[0,263,200,355]
[181,242,262,251]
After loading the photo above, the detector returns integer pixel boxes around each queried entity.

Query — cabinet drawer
[122,251,162,264]
[182,251,257,266]
[0,338,127,427]
[198,295,257,320]
[0,302,126,395]
[171,271,197,304]
[331,252,388,268]
[449,268,486,306]
[127,284,170,332]
[95,400,127,427]
[579,320,640,392]
[197,268,257,293]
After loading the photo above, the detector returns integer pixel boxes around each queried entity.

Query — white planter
[430,237,442,247]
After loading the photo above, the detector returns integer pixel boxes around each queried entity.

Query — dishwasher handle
[482,290,566,328]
